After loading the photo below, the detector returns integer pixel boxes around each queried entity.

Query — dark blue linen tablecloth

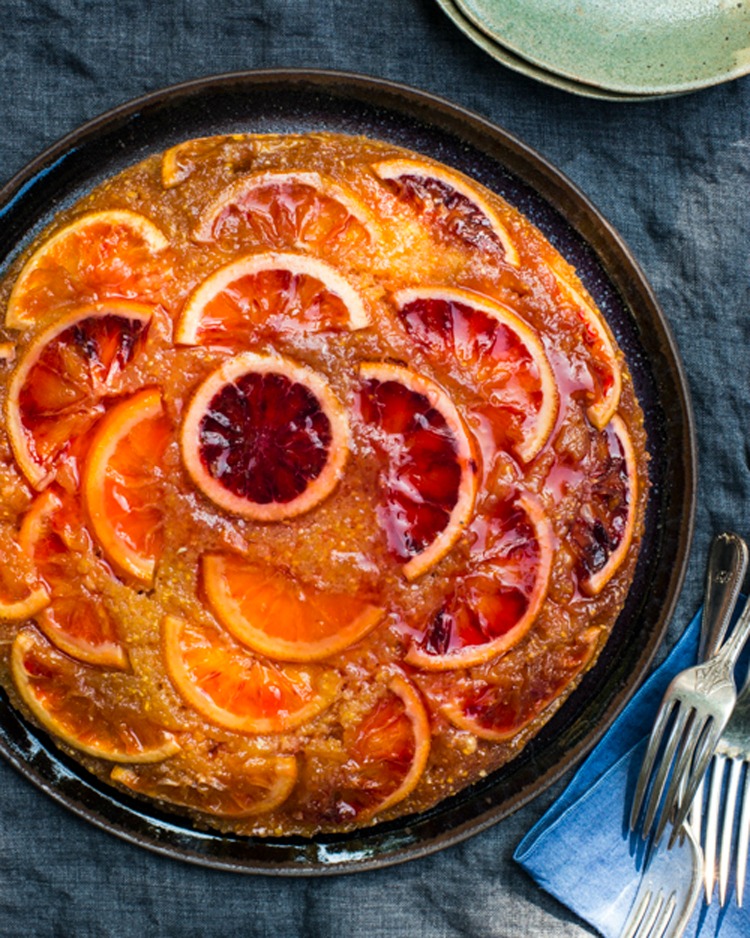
[1,2,749,935]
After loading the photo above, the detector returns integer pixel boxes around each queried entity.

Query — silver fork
[630,594,750,848]
[699,666,750,906]
[620,824,703,938]
[687,532,749,905]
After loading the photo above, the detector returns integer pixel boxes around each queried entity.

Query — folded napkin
[515,609,749,937]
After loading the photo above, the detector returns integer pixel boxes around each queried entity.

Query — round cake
[0,132,648,836]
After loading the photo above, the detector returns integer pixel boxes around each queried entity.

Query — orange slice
[201,553,385,662]
[404,492,554,670]
[82,387,171,583]
[111,752,297,818]
[194,170,380,260]
[181,352,349,521]
[357,362,478,580]
[19,488,127,668]
[161,134,256,188]
[0,585,49,621]
[175,251,369,347]
[12,627,179,762]
[551,270,622,429]
[571,414,639,595]
[6,302,153,489]
[6,209,169,329]
[163,615,341,733]
[373,157,519,266]
[300,674,430,823]
[0,530,49,621]
[442,627,600,740]
[391,286,558,463]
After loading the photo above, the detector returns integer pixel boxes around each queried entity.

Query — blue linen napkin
[514,609,750,937]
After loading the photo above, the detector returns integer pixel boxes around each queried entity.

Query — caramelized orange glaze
[0,133,648,836]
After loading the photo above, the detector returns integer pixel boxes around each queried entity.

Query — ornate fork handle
[709,594,750,679]
[700,532,749,662]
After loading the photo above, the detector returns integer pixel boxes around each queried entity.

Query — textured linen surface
[515,609,750,937]
[0,2,748,936]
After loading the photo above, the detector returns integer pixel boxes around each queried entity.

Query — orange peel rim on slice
[5,300,155,491]
[441,626,601,741]
[160,134,253,188]
[551,270,622,430]
[11,627,180,763]
[358,360,479,582]
[5,209,169,330]
[405,491,555,671]
[579,414,638,597]
[82,386,166,585]
[162,614,342,734]
[193,169,382,244]
[181,351,350,522]
[367,673,432,818]
[18,488,129,669]
[0,582,49,622]
[391,285,559,464]
[175,250,370,345]
[201,553,385,662]
[111,753,299,818]
[372,157,520,268]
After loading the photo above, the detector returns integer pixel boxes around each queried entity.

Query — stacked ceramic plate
[437,0,750,100]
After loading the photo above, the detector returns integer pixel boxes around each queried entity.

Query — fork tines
[701,748,750,905]
[630,699,721,847]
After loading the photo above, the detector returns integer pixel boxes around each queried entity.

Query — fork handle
[716,591,750,670]
[699,532,749,662]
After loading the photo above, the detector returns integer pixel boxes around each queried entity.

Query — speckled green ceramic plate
[435,0,669,100]
[454,0,750,95]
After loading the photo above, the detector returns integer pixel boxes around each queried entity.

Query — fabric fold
[514,609,750,938]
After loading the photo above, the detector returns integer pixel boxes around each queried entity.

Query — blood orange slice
[373,158,519,267]
[201,553,385,662]
[181,352,349,521]
[0,530,49,621]
[194,171,380,260]
[301,674,430,823]
[12,627,179,762]
[6,209,169,329]
[551,270,622,429]
[175,251,368,347]
[391,286,558,463]
[404,492,554,670]
[161,134,256,188]
[163,615,341,733]
[571,414,639,596]
[111,752,297,818]
[18,488,127,668]
[82,387,171,584]
[357,362,478,580]
[6,302,153,489]
[442,627,600,740]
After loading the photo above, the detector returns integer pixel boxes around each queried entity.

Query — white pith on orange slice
[12,627,180,763]
[162,614,341,734]
[358,361,479,581]
[82,387,171,584]
[6,301,154,490]
[193,169,381,251]
[175,251,369,346]
[392,285,559,463]
[181,351,350,522]
[373,157,519,267]
[201,553,385,662]
[6,209,169,329]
